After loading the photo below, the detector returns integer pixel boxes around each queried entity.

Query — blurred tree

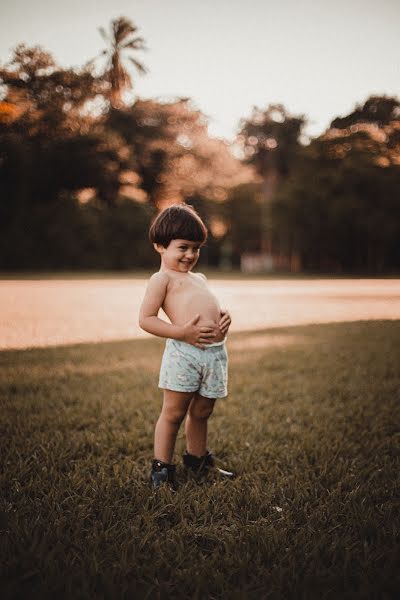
[95,16,147,108]
[1,42,249,268]
[225,183,263,265]
[0,44,128,206]
[270,97,400,273]
[0,44,102,137]
[327,95,400,168]
[107,98,252,207]
[2,27,397,273]
[0,44,130,269]
[237,104,305,257]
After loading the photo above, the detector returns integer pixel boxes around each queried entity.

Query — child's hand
[182,314,217,349]
[218,309,232,335]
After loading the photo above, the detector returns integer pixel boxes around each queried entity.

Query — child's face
[155,239,202,273]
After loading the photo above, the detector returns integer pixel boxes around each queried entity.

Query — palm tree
[98,16,147,108]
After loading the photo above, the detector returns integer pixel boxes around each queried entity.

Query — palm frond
[113,17,137,45]
[98,26,109,43]
[122,37,146,50]
[128,57,147,75]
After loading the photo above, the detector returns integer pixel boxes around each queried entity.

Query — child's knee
[162,405,187,425]
[189,397,215,420]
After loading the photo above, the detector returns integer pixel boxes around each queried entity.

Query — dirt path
[1,278,399,349]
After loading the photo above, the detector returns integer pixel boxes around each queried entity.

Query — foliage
[237,104,306,255]
[107,99,252,206]
[238,103,306,178]
[0,44,102,136]
[224,183,263,262]
[270,97,400,272]
[0,29,252,269]
[0,24,399,272]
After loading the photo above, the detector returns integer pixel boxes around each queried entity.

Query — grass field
[1,321,399,599]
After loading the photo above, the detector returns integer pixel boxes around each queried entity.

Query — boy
[139,203,234,490]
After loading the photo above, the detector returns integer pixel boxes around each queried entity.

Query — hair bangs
[149,204,208,247]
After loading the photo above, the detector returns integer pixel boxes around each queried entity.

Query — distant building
[240,252,301,273]
[240,252,274,273]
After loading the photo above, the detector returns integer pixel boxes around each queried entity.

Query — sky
[0,0,399,140]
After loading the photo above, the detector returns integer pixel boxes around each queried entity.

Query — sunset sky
[1,0,399,140]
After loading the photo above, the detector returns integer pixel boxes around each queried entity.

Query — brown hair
[149,203,208,247]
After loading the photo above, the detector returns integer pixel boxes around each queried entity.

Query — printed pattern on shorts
[158,338,228,398]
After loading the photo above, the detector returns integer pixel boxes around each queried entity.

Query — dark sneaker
[150,459,177,491]
[183,450,235,479]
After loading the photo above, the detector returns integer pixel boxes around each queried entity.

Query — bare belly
[164,289,224,341]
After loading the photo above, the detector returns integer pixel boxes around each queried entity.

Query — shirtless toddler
[139,203,234,490]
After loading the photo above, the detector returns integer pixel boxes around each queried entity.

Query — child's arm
[139,272,179,339]
[139,272,217,348]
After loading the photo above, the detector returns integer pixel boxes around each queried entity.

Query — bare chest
[163,274,221,324]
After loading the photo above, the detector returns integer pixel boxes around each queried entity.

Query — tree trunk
[261,169,279,255]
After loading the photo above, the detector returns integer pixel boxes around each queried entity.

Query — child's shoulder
[149,270,170,282]
[192,272,207,281]
[147,271,170,289]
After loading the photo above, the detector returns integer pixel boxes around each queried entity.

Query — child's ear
[153,243,165,254]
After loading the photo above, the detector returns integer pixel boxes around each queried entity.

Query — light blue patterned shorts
[158,338,228,399]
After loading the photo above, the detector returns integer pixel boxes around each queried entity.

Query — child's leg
[184,392,216,457]
[154,389,194,463]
